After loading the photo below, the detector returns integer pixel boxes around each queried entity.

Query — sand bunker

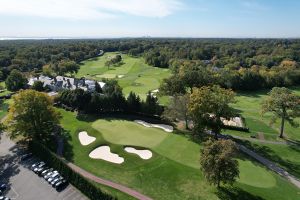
[134,120,173,132]
[117,75,124,78]
[89,146,124,164]
[124,147,152,160]
[78,131,96,146]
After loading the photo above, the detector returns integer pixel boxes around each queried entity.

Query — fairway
[59,109,300,200]
[76,52,171,100]
[225,87,300,142]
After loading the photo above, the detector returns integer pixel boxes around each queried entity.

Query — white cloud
[0,0,183,20]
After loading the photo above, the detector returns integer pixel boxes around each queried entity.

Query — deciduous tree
[5,69,27,91]
[262,87,300,138]
[188,85,235,139]
[163,94,190,129]
[200,139,239,188]
[5,90,61,142]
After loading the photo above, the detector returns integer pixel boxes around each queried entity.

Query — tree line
[57,80,163,116]
[1,39,300,91]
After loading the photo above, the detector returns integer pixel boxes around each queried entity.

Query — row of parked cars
[30,161,69,191]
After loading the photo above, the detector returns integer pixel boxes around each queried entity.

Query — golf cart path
[238,144,300,189]
[66,162,153,200]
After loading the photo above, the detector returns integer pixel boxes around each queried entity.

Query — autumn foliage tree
[5,90,61,142]
[188,85,236,139]
[200,139,239,188]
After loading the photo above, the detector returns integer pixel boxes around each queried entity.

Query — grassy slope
[227,87,300,141]
[76,52,171,100]
[222,87,300,179]
[60,109,300,200]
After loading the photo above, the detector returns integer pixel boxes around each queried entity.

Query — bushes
[28,141,117,200]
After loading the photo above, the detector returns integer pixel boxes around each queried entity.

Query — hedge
[28,141,117,200]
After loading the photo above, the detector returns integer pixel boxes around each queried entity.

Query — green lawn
[76,52,171,101]
[59,109,300,200]
[225,87,300,142]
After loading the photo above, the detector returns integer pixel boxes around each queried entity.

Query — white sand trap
[151,89,159,93]
[124,147,152,160]
[134,120,173,132]
[117,75,124,78]
[78,131,96,146]
[89,146,124,164]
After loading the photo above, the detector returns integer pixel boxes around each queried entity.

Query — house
[28,75,106,93]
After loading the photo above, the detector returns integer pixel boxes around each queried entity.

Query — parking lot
[0,134,88,200]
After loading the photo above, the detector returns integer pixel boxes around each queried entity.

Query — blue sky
[0,0,299,38]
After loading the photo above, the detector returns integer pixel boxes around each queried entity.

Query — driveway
[0,134,88,200]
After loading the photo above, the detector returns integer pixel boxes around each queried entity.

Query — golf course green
[60,108,300,200]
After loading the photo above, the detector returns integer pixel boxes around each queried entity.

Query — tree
[188,85,236,139]
[141,92,159,115]
[57,60,79,76]
[32,80,44,91]
[200,139,239,188]
[127,92,141,113]
[262,87,300,138]
[5,69,27,91]
[5,90,61,142]
[163,94,190,129]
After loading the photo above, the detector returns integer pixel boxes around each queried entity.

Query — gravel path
[66,162,153,200]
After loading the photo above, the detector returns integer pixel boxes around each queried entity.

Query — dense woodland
[1,39,300,91]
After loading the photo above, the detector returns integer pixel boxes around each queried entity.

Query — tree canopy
[188,85,236,139]
[5,90,61,141]
[200,139,239,188]
[262,87,300,138]
[5,69,27,91]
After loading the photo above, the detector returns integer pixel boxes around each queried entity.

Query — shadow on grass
[60,128,74,162]
[238,140,300,178]
[216,187,265,200]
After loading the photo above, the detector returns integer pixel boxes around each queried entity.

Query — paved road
[0,134,88,200]
[67,162,153,200]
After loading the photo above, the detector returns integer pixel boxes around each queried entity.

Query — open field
[59,108,300,200]
[76,52,171,100]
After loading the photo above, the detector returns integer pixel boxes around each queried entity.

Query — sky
[0,0,300,38]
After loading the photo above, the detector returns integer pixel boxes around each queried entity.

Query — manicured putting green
[91,119,169,148]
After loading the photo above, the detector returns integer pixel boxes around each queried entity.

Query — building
[28,75,106,92]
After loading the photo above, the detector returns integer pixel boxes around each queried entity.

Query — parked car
[40,168,53,177]
[33,162,46,173]
[35,164,48,175]
[44,170,57,180]
[55,180,69,191]
[0,184,7,194]
[0,196,10,200]
[47,172,60,183]
[19,153,33,161]
[31,161,42,170]
[51,176,63,186]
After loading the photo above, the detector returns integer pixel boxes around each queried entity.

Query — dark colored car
[0,184,7,194]
[55,180,69,191]
[19,153,33,161]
